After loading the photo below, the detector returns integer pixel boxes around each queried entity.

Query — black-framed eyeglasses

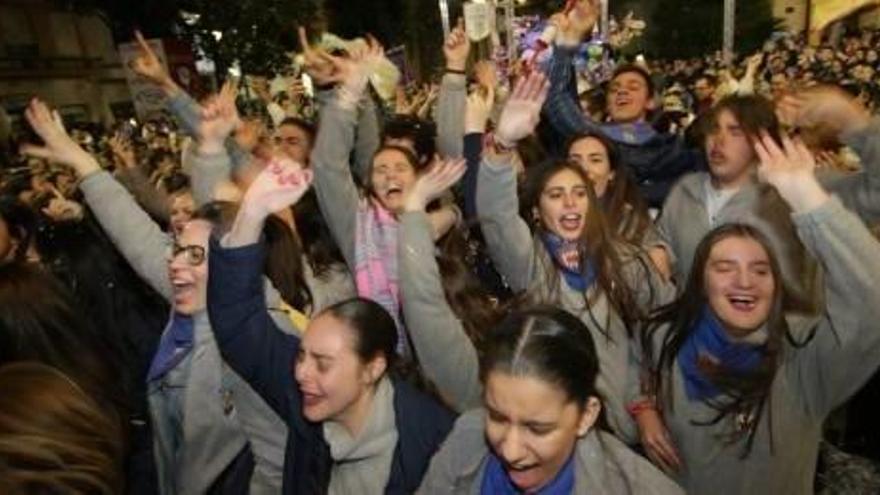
[166,244,206,266]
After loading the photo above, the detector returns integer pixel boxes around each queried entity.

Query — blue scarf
[481,451,575,495]
[678,307,765,401]
[540,232,596,292]
[602,122,657,146]
[147,313,194,383]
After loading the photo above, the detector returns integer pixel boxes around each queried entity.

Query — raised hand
[108,131,137,169]
[130,31,176,92]
[776,85,871,135]
[553,0,601,46]
[404,157,467,212]
[319,36,385,108]
[20,98,99,178]
[197,80,240,153]
[443,18,471,72]
[465,85,495,134]
[753,131,829,213]
[494,71,549,146]
[224,157,313,248]
[298,27,338,86]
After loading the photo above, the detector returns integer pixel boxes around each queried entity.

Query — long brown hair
[434,225,509,353]
[521,160,656,337]
[0,362,125,494]
[566,132,654,246]
[643,224,792,455]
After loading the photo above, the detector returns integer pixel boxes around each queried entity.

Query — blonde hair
[0,362,124,494]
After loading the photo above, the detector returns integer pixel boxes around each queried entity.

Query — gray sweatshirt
[418,409,684,495]
[399,211,483,412]
[79,170,291,494]
[650,197,880,494]
[435,73,467,159]
[659,117,880,308]
[475,153,675,444]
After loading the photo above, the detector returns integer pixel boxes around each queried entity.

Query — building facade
[0,0,132,133]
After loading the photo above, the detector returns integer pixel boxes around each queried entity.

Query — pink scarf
[354,200,408,355]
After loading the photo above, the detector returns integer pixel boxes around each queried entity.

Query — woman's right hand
[635,408,683,474]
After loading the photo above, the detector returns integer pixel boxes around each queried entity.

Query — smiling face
[294,313,384,429]
[167,220,211,315]
[567,137,615,199]
[606,71,653,123]
[484,372,597,492]
[370,148,418,213]
[705,109,756,189]
[536,168,591,242]
[703,235,776,338]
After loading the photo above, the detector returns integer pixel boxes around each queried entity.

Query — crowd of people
[2,0,880,493]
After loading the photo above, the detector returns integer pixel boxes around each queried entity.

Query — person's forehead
[613,72,647,86]
[179,220,211,244]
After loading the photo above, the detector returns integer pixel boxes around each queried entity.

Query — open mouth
[558,213,583,232]
[506,463,541,488]
[727,294,758,311]
[384,184,403,199]
[301,391,325,408]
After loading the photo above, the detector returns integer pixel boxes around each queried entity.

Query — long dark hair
[643,224,790,455]
[520,160,655,337]
[434,225,508,354]
[198,201,314,313]
[0,362,125,494]
[566,132,654,246]
[291,190,346,278]
[0,196,36,263]
[0,263,127,420]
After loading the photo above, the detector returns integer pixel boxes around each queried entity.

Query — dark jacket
[542,45,705,207]
[207,237,455,494]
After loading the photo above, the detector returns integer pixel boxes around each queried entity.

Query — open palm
[495,71,550,145]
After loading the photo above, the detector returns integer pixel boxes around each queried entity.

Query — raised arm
[21,98,173,300]
[752,132,880,418]
[208,159,314,420]
[435,20,470,159]
[399,158,482,411]
[476,72,549,291]
[541,1,602,140]
[185,81,241,207]
[309,34,388,269]
[462,82,495,220]
[780,86,880,224]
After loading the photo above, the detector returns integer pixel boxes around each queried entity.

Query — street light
[723,0,735,64]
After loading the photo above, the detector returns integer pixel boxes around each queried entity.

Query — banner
[811,0,880,32]
[118,39,199,120]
